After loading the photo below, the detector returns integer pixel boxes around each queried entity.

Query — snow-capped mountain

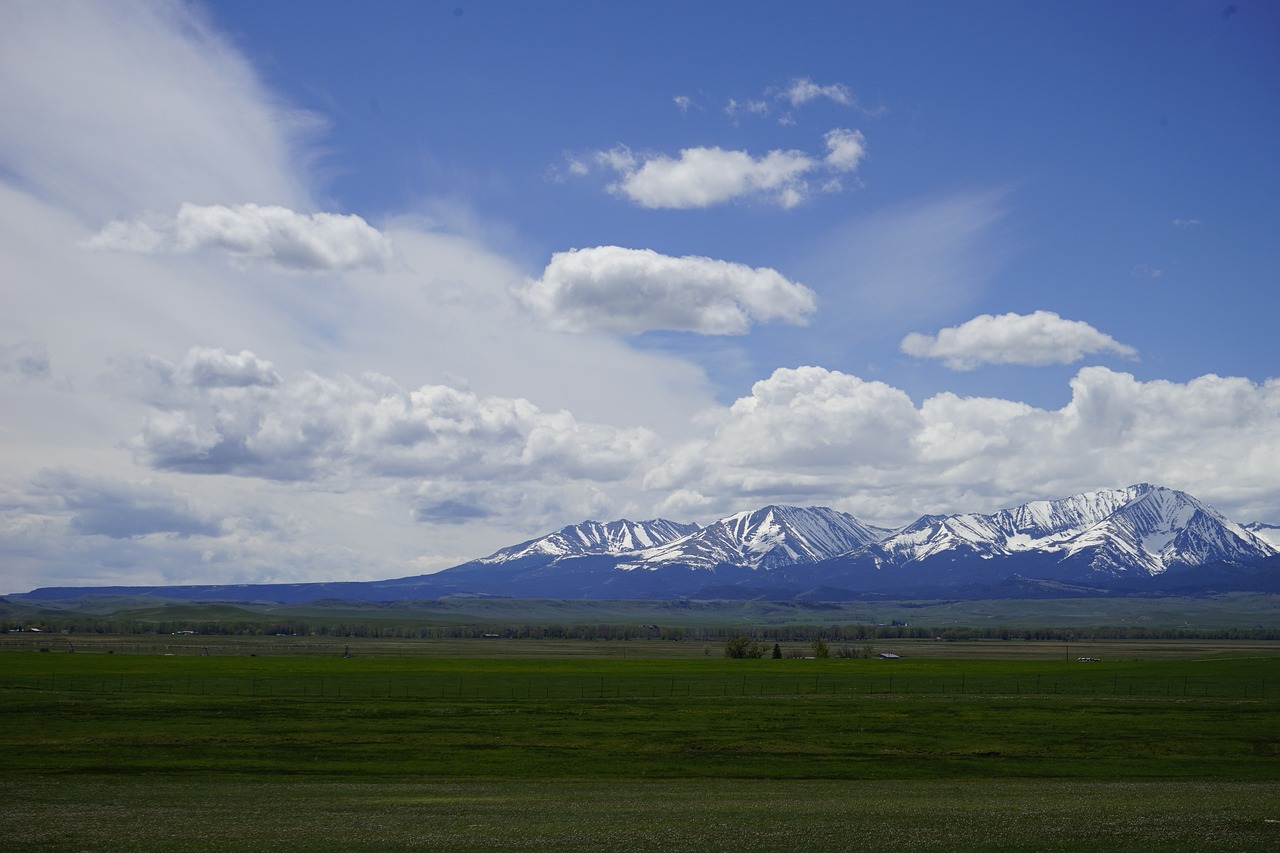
[476,518,700,565]
[621,505,892,571]
[858,484,1274,577]
[1245,522,1280,551]
[16,484,1278,603]
[1060,486,1274,574]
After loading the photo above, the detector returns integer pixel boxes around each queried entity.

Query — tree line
[4,617,1278,642]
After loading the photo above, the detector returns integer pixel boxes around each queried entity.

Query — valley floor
[2,646,1277,849]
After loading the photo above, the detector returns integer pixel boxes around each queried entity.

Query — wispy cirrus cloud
[0,1,311,221]
[86,203,394,272]
[516,246,815,335]
[901,310,1137,370]
[795,190,1011,332]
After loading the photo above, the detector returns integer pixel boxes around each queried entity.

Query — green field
[3,642,1279,850]
[8,592,1280,634]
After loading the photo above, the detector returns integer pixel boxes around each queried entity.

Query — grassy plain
[2,641,1279,850]
[8,591,1280,631]
[5,776,1276,852]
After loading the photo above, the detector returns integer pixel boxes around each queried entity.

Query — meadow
[2,637,1278,850]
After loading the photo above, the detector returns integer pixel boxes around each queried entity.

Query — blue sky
[1,0,1277,591]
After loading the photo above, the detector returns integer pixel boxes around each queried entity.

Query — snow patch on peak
[478,518,699,564]
[1244,522,1280,550]
[864,483,1275,577]
[463,485,1275,584]
[625,504,891,571]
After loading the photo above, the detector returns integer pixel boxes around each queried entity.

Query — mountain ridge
[14,484,1278,603]
[842,483,1271,578]
[618,504,892,571]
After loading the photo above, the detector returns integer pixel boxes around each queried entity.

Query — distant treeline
[5,618,1279,642]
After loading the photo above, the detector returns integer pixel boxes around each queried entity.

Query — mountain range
[16,484,1279,603]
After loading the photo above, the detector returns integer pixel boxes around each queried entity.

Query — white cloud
[646,365,1280,525]
[86,203,395,272]
[174,347,281,390]
[608,146,813,209]
[127,346,658,485]
[517,246,816,335]
[782,78,854,108]
[595,146,638,174]
[1172,218,1201,228]
[0,4,723,590]
[725,97,771,118]
[823,128,867,171]
[901,310,1138,370]
[725,77,859,121]
[592,130,866,209]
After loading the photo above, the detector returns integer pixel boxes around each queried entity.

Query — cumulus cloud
[646,365,1280,524]
[604,145,812,209]
[86,203,394,272]
[126,347,658,485]
[588,129,866,209]
[176,347,281,389]
[901,311,1138,370]
[517,246,816,335]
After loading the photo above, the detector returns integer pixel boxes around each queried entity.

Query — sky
[2,0,1278,593]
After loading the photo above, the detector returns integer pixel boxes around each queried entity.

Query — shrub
[724,636,764,659]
